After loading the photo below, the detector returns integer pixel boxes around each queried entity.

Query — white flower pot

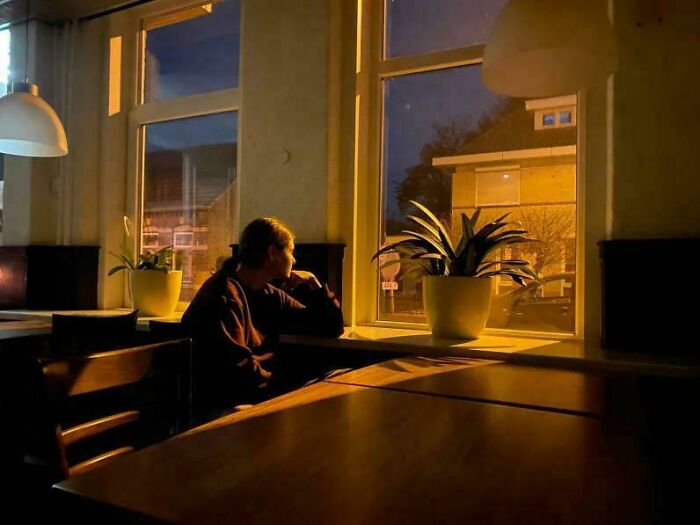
[131,270,182,317]
[423,275,493,340]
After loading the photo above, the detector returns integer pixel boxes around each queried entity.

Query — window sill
[280,325,700,378]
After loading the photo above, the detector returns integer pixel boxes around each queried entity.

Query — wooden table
[51,360,658,523]
[325,356,604,416]
[0,319,52,340]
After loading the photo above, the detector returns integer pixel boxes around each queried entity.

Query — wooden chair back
[29,339,191,479]
[51,310,139,355]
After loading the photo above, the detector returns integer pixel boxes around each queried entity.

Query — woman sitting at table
[182,217,344,417]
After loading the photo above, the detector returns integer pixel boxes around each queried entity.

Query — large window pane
[143,0,240,102]
[385,0,508,58]
[0,28,9,238]
[0,28,9,95]
[143,112,238,302]
[380,64,577,334]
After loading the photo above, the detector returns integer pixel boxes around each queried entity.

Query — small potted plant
[372,200,540,339]
[109,218,182,317]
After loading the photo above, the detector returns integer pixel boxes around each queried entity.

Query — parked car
[488,272,575,333]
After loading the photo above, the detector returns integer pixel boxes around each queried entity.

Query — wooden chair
[51,310,139,355]
[26,339,192,482]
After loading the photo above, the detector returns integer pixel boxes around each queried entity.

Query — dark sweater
[181,270,344,405]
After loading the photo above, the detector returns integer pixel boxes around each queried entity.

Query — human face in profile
[270,241,295,280]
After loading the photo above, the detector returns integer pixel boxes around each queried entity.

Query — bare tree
[514,205,576,276]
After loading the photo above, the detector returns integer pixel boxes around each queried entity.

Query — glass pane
[380,64,577,334]
[143,112,238,302]
[385,0,509,58]
[143,0,240,102]
[0,29,8,237]
[0,28,10,95]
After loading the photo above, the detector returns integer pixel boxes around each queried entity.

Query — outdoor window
[372,0,579,334]
[142,231,160,249]
[141,0,240,103]
[142,112,238,301]
[475,168,520,207]
[135,1,240,304]
[385,0,506,58]
[173,231,194,249]
[0,27,9,239]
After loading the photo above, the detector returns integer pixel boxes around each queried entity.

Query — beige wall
[238,0,332,242]
[611,0,700,237]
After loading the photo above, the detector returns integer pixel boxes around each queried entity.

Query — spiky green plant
[372,200,540,286]
[108,245,175,276]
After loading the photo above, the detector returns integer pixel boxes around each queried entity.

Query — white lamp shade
[482,0,617,98]
[0,84,68,157]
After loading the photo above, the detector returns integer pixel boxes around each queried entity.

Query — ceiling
[0,0,155,25]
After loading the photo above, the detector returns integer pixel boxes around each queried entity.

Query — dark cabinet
[0,246,99,309]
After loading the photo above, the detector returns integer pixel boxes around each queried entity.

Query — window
[142,112,238,301]
[133,1,241,305]
[173,230,194,249]
[0,27,9,95]
[142,0,240,102]
[364,0,579,335]
[385,0,507,58]
[142,231,160,249]
[0,27,9,240]
[475,168,520,207]
[532,98,577,130]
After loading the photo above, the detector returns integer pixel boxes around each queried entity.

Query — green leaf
[371,239,424,262]
[470,207,482,229]
[108,251,135,270]
[489,229,529,243]
[107,265,129,276]
[462,212,475,241]
[411,253,443,260]
[474,221,509,240]
[406,215,440,241]
[493,212,512,224]
[401,230,449,258]
[409,200,455,259]
[479,269,536,280]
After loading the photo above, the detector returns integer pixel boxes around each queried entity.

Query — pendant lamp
[0,0,68,157]
[482,0,617,98]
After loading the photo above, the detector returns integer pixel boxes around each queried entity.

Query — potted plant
[109,219,183,317]
[372,200,540,339]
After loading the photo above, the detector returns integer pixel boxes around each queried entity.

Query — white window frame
[113,0,241,308]
[352,0,589,339]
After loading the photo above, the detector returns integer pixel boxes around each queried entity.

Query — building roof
[455,101,576,157]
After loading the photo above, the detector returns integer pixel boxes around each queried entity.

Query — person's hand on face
[283,270,322,290]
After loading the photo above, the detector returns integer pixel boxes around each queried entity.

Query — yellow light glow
[143,4,214,32]
[108,36,122,116]
[355,0,363,74]
[351,94,361,327]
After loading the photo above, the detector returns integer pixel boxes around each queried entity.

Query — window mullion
[378,45,485,79]
[131,88,240,126]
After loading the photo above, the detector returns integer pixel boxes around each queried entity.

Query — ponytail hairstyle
[236,217,294,268]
